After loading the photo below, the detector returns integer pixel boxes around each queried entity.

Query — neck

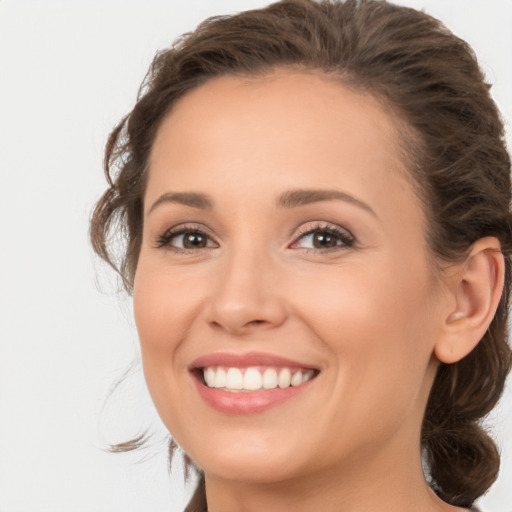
[202,434,465,512]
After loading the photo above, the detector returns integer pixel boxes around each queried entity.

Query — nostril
[208,318,268,334]
[246,319,266,327]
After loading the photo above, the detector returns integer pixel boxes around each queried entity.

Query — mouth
[189,352,320,414]
[200,366,317,392]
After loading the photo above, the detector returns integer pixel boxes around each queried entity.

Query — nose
[205,247,287,335]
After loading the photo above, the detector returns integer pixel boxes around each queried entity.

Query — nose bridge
[207,235,286,333]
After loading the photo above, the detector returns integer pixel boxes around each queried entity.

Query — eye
[156,225,218,252]
[291,224,354,251]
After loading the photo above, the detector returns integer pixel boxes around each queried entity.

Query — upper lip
[190,351,319,371]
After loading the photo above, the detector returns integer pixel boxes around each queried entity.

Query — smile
[190,352,319,414]
[203,366,316,391]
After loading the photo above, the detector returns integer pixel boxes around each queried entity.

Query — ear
[435,237,505,364]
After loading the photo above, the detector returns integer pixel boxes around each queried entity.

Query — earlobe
[435,237,504,364]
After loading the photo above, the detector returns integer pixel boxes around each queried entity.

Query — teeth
[226,368,243,390]
[278,368,291,388]
[202,366,316,391]
[302,370,314,383]
[262,368,278,389]
[291,370,302,386]
[214,368,226,388]
[204,367,215,387]
[243,367,262,390]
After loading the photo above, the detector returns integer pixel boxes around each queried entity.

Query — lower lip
[193,375,314,415]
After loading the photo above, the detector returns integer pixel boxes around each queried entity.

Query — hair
[90,0,512,508]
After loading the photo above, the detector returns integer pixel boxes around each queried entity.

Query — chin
[200,453,303,484]
[181,428,311,484]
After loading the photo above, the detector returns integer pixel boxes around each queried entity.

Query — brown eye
[312,231,338,248]
[291,225,355,251]
[183,231,208,248]
[156,227,218,251]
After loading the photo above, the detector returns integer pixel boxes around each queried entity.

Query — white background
[0,1,511,511]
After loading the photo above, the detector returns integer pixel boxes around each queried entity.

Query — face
[134,71,447,485]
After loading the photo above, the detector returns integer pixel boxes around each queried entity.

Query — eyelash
[291,223,355,252]
[155,222,355,253]
[155,224,215,253]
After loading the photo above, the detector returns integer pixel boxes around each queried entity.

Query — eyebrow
[147,188,376,216]
[277,189,376,216]
[147,192,213,214]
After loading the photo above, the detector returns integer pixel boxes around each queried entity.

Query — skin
[133,71,490,512]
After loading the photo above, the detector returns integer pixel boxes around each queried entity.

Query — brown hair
[90,0,512,507]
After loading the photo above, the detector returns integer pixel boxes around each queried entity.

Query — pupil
[313,232,336,248]
[184,232,206,248]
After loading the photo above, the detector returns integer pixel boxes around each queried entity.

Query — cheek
[291,256,438,392]
[133,259,201,355]
[132,256,204,415]
[293,261,438,449]
[296,261,429,337]
[132,259,200,430]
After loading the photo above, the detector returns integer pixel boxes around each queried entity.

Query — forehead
[151,70,403,157]
[147,70,414,215]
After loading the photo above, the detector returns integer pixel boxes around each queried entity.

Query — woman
[90,0,512,510]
